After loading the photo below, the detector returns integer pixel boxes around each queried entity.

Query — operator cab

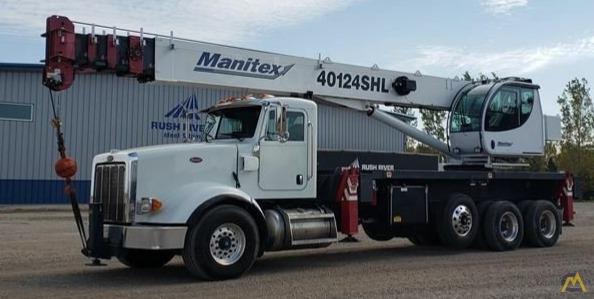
[448,78,544,158]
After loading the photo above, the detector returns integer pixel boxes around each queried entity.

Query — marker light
[137,197,163,214]
[216,94,275,105]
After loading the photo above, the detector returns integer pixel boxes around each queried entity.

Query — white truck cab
[90,96,318,256]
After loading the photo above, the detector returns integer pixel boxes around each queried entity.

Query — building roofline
[0,63,44,71]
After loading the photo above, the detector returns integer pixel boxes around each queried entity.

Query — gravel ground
[0,202,592,298]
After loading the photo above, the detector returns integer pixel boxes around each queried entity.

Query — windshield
[449,85,490,133]
[203,106,262,141]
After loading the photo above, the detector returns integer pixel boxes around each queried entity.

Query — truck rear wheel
[483,201,524,251]
[437,193,478,248]
[117,249,175,268]
[524,200,561,247]
[182,205,260,280]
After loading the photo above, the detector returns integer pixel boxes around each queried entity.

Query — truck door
[258,108,309,191]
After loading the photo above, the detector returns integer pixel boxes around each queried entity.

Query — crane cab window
[450,85,490,133]
[484,86,535,131]
[520,89,534,125]
[485,87,520,132]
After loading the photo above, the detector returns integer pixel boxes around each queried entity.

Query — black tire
[484,201,524,251]
[524,200,561,247]
[117,249,175,268]
[473,201,492,249]
[362,220,393,241]
[182,205,260,280]
[437,193,479,249]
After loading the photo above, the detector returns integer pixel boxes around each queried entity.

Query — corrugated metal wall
[318,104,404,152]
[0,65,403,204]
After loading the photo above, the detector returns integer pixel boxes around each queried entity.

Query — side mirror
[276,105,289,143]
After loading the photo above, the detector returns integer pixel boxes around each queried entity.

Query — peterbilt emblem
[189,157,203,163]
[107,155,114,162]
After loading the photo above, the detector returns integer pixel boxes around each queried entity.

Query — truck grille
[93,163,129,223]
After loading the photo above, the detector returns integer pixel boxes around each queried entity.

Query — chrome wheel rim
[209,223,246,266]
[451,205,473,237]
[539,210,556,239]
[499,211,519,242]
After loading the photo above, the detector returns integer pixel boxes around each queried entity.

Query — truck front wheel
[182,205,260,280]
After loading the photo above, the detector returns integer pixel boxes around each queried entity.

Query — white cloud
[398,35,594,77]
[0,0,360,44]
[482,0,529,15]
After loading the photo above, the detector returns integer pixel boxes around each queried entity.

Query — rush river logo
[150,94,205,140]
[194,52,295,79]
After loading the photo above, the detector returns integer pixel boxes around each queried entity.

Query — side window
[0,102,33,122]
[520,89,534,126]
[287,111,304,141]
[485,87,520,132]
[264,110,305,141]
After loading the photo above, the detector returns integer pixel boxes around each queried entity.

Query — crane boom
[155,37,467,110]
[42,15,467,110]
[42,15,560,163]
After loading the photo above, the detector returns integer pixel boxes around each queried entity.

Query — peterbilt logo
[189,157,203,163]
[194,51,295,79]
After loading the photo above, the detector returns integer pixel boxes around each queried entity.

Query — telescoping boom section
[42,15,467,110]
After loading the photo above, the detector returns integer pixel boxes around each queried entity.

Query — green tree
[420,108,446,141]
[393,106,418,152]
[557,78,594,155]
[556,78,594,197]
[462,71,498,82]
[417,108,447,160]
[526,143,558,172]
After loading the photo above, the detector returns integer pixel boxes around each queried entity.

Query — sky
[1,0,593,117]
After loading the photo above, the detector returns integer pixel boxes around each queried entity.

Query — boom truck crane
[42,15,571,280]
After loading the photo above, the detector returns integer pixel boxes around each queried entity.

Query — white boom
[154,38,468,111]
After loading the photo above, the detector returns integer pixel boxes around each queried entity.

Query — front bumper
[105,224,187,250]
[85,202,187,259]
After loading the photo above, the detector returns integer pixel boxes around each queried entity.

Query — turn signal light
[137,197,163,214]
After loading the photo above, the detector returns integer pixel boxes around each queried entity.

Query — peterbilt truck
[42,16,569,280]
